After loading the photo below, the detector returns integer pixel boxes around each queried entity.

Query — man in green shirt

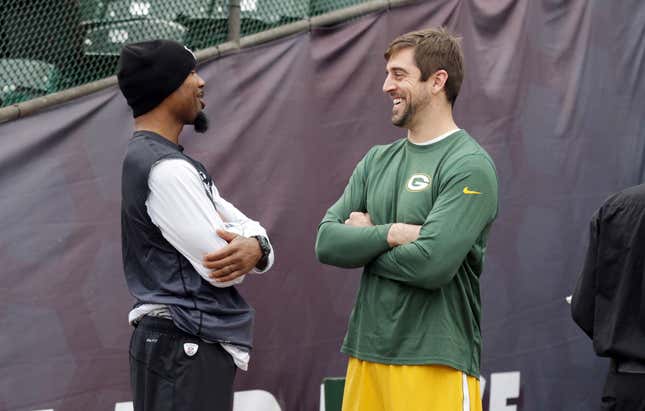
[315,28,498,411]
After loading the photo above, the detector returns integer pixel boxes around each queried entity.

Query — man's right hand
[203,230,262,283]
[387,223,422,247]
[344,212,374,227]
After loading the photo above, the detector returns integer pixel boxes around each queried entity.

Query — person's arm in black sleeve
[571,209,600,339]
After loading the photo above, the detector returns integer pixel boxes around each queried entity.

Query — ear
[431,69,449,96]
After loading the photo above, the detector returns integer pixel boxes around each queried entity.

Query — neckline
[133,130,184,152]
[405,129,464,152]
[408,128,461,146]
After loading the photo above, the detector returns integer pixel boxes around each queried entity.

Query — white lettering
[114,402,133,411]
[489,371,521,411]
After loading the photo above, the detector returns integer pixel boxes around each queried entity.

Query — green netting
[0,0,376,108]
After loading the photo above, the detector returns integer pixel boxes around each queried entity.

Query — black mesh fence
[0,0,374,108]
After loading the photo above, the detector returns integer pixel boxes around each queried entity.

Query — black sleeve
[571,210,600,339]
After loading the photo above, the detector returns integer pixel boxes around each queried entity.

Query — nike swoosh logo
[463,187,482,195]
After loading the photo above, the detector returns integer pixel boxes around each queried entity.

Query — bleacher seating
[102,0,213,21]
[0,58,59,106]
[82,19,189,56]
[0,0,372,108]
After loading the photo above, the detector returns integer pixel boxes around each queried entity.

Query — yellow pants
[342,357,482,411]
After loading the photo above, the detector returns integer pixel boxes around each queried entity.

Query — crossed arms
[315,152,497,290]
[147,158,274,288]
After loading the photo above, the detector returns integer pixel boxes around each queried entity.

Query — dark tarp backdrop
[1,1,645,410]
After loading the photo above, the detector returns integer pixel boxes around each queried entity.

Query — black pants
[129,316,237,411]
[601,362,645,411]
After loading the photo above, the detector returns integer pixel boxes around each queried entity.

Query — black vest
[121,131,254,348]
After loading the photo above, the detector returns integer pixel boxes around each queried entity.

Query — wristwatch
[252,235,271,270]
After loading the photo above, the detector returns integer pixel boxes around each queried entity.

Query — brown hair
[384,27,464,105]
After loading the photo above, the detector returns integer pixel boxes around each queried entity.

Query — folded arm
[146,158,244,287]
[571,212,600,339]
[315,150,392,268]
[368,155,498,290]
[206,188,275,274]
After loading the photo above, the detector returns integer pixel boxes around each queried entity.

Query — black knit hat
[117,40,197,117]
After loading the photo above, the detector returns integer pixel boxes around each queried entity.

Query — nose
[382,74,395,94]
[196,73,205,88]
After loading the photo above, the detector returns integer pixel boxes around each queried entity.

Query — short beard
[392,107,412,128]
[392,91,430,128]
[193,111,209,133]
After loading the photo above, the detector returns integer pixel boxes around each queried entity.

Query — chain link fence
[0,0,376,108]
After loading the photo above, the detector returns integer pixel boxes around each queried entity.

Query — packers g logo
[406,173,432,192]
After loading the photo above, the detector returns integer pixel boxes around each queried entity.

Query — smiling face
[383,28,465,117]
[382,47,432,129]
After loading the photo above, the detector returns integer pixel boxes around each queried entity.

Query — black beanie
[117,39,197,117]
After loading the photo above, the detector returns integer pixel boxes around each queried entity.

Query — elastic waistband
[136,315,195,338]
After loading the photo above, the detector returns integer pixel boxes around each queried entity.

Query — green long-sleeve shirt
[315,130,498,376]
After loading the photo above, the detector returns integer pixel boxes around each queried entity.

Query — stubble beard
[392,104,413,128]
[392,91,431,129]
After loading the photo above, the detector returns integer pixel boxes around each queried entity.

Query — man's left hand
[204,230,262,283]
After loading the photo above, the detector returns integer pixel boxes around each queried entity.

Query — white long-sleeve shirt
[128,158,274,370]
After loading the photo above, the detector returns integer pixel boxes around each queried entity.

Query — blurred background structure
[1,1,645,410]
[0,0,374,108]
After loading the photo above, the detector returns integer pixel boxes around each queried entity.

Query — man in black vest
[117,40,274,411]
[571,184,645,410]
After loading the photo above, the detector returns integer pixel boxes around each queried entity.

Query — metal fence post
[228,0,241,42]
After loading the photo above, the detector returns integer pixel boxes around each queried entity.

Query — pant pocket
[129,328,179,411]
